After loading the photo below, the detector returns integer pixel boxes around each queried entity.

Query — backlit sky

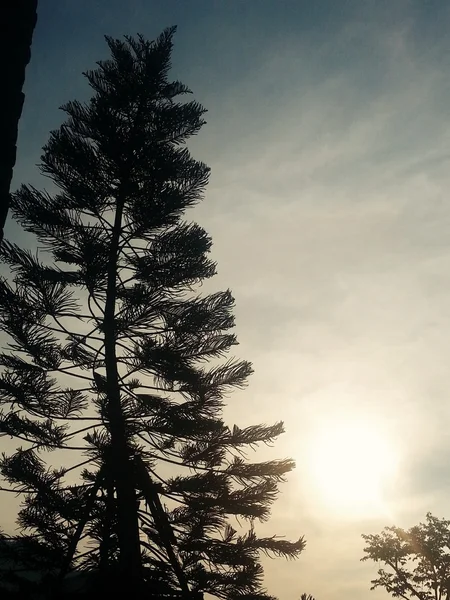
[5,1,450,598]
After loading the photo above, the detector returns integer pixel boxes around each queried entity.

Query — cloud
[184,11,450,599]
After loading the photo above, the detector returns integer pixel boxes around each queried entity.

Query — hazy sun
[308,419,398,517]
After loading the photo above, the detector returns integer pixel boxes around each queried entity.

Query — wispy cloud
[186,11,450,599]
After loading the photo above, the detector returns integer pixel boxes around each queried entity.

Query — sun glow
[307,418,399,518]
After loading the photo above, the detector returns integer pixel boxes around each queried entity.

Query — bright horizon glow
[307,418,399,518]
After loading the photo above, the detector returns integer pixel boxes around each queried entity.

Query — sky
[5,0,450,598]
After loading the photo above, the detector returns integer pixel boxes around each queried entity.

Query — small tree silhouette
[362,512,450,599]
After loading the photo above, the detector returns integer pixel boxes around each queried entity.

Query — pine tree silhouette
[0,28,305,599]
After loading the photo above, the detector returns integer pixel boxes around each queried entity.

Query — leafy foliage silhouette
[0,28,305,599]
[362,513,450,600]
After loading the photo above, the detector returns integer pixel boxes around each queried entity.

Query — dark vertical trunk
[135,456,191,597]
[103,195,143,594]
[0,0,38,243]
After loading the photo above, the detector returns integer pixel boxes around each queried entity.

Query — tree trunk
[103,194,143,594]
[0,0,38,243]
